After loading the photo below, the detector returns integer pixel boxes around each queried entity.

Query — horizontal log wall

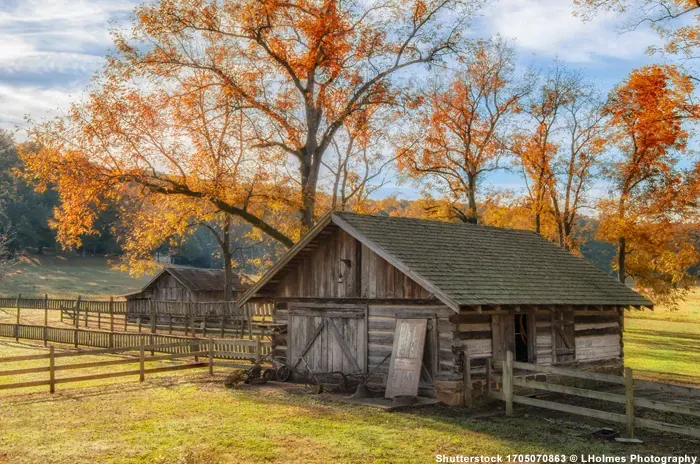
[574,309,621,363]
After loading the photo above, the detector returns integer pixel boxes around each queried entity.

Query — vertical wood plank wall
[275,228,431,300]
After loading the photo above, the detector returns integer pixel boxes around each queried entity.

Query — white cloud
[0,0,140,132]
[0,83,85,134]
[478,0,661,63]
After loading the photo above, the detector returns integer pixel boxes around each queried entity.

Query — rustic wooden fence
[487,351,700,439]
[0,340,211,394]
[0,295,275,339]
[0,323,272,362]
[0,295,274,319]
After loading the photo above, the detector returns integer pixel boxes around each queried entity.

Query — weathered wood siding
[273,302,457,394]
[574,308,621,363]
[276,228,430,299]
[456,307,622,377]
[128,274,226,302]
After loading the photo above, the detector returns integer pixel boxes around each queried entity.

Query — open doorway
[514,313,531,363]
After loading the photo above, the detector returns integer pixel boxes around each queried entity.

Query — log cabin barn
[125,266,247,302]
[237,212,652,406]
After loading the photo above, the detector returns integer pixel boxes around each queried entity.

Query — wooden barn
[125,266,247,302]
[237,212,652,406]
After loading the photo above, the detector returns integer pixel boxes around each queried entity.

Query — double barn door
[289,305,367,375]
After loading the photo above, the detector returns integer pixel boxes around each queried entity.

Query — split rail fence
[487,351,700,439]
[0,335,272,395]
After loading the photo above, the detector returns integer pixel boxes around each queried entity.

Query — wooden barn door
[385,318,428,398]
[289,305,366,375]
[552,310,575,364]
[491,314,515,361]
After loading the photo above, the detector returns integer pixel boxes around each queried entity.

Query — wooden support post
[220,314,226,338]
[74,328,78,348]
[97,305,101,329]
[190,304,196,338]
[109,332,114,348]
[255,338,262,362]
[15,293,21,341]
[109,297,114,333]
[625,366,635,438]
[43,294,48,347]
[504,350,514,416]
[49,345,55,394]
[150,334,154,356]
[150,299,156,334]
[138,317,142,333]
[246,304,253,340]
[463,355,473,408]
[185,302,191,337]
[169,315,173,335]
[208,336,214,376]
[139,337,145,382]
[74,295,81,329]
[83,297,88,328]
[486,361,492,395]
[203,314,207,336]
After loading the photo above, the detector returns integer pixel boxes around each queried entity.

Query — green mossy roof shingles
[334,212,652,308]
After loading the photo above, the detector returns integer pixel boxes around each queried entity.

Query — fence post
[625,366,635,438]
[109,296,114,333]
[255,338,262,363]
[150,299,156,334]
[15,293,21,341]
[43,294,48,346]
[246,304,253,340]
[74,295,81,329]
[185,302,191,337]
[49,345,55,394]
[504,350,513,416]
[150,333,154,357]
[208,336,214,376]
[74,328,78,348]
[190,303,196,338]
[486,360,492,396]
[139,337,145,382]
[463,355,473,408]
[109,331,114,348]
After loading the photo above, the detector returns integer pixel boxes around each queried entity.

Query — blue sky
[0,0,665,199]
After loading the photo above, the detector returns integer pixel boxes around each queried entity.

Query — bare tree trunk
[618,236,626,284]
[466,172,478,224]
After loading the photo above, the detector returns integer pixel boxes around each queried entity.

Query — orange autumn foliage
[598,64,700,306]
[397,39,528,223]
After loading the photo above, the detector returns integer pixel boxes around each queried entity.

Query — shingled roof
[132,266,245,295]
[240,212,652,311]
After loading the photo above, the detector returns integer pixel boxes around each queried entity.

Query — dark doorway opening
[514,313,530,362]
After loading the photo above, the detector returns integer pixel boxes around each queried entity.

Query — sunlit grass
[0,341,676,464]
[624,288,700,384]
[0,254,150,299]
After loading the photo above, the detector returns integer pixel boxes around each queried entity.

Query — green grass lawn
[625,289,700,384]
[0,340,697,464]
[0,253,151,299]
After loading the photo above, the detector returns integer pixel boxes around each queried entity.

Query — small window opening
[514,313,530,363]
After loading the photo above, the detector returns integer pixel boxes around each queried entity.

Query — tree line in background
[6,0,700,306]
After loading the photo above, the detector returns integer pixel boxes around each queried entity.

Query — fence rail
[0,294,274,318]
[0,340,213,394]
[487,352,700,440]
[0,322,272,361]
